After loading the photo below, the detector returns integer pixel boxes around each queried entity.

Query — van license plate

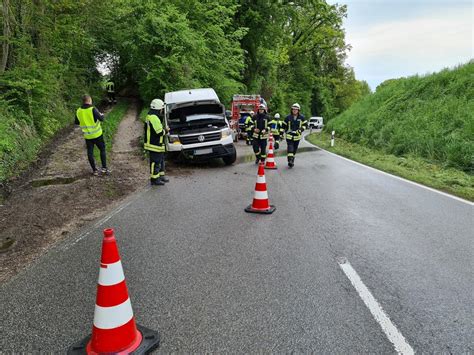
[194,148,213,155]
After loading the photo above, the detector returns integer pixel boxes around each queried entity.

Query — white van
[308,117,324,130]
[165,88,237,165]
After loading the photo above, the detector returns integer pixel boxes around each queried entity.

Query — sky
[326,0,473,89]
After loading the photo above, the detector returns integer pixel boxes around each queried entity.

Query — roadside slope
[327,62,473,173]
[0,100,147,283]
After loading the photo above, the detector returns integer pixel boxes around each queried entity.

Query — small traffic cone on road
[265,138,277,169]
[245,162,276,214]
[68,228,160,355]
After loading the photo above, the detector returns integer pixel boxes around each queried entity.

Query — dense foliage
[327,63,474,172]
[0,0,110,180]
[0,0,399,183]
[103,0,247,103]
[234,0,370,117]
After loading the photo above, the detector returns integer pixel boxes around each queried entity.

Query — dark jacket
[144,109,165,152]
[251,112,269,139]
[283,114,307,141]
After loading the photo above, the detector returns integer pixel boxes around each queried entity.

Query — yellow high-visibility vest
[76,107,102,140]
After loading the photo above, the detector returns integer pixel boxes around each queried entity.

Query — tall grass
[92,101,130,164]
[100,101,130,153]
[0,103,42,182]
[327,62,474,173]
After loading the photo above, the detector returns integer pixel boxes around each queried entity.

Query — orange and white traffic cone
[68,228,160,354]
[245,162,276,214]
[265,138,277,169]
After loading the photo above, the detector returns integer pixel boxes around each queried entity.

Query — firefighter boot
[151,179,165,186]
[288,156,294,168]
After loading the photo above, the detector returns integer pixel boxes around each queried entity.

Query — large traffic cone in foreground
[265,138,277,169]
[245,162,276,214]
[68,228,160,354]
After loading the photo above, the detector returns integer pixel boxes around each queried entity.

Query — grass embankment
[139,107,148,122]
[0,86,104,184]
[94,101,130,161]
[306,132,474,201]
[0,100,129,188]
[326,63,473,173]
[0,107,43,183]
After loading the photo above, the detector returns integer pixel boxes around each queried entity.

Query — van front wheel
[223,151,237,165]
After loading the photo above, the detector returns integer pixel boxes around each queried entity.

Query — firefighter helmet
[150,98,164,110]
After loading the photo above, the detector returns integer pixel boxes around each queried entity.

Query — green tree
[101,0,245,104]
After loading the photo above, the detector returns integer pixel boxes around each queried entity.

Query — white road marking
[303,135,473,206]
[338,259,414,355]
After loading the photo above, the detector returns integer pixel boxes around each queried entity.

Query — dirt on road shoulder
[0,100,148,283]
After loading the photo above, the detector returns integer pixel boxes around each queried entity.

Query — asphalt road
[1,138,472,353]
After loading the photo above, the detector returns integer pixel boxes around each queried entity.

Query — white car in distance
[308,117,324,130]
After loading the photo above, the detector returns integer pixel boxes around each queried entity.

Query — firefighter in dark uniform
[282,103,307,168]
[244,110,254,145]
[105,80,116,104]
[144,99,167,185]
[269,113,282,149]
[251,104,269,164]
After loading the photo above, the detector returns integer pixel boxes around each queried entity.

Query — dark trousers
[149,151,164,182]
[286,139,300,161]
[252,138,267,162]
[273,134,280,149]
[107,92,116,102]
[85,136,107,171]
[246,130,253,144]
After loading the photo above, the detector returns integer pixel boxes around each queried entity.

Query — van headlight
[221,128,232,139]
[168,135,180,144]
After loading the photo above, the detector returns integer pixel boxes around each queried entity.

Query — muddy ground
[0,100,256,283]
[0,99,150,283]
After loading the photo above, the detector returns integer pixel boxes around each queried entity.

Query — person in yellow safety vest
[105,81,116,103]
[144,98,169,186]
[282,103,307,168]
[75,95,110,176]
[269,113,282,150]
[244,110,254,145]
[250,104,269,164]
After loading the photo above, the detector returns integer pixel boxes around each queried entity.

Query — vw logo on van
[198,135,205,142]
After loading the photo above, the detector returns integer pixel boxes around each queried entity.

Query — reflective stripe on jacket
[105,82,115,93]
[144,114,165,152]
[76,107,103,140]
[244,116,253,131]
[251,114,269,139]
[283,114,307,141]
[269,119,281,135]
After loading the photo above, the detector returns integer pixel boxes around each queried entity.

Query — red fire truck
[230,94,262,140]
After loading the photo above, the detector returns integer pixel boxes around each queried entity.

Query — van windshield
[168,103,226,130]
